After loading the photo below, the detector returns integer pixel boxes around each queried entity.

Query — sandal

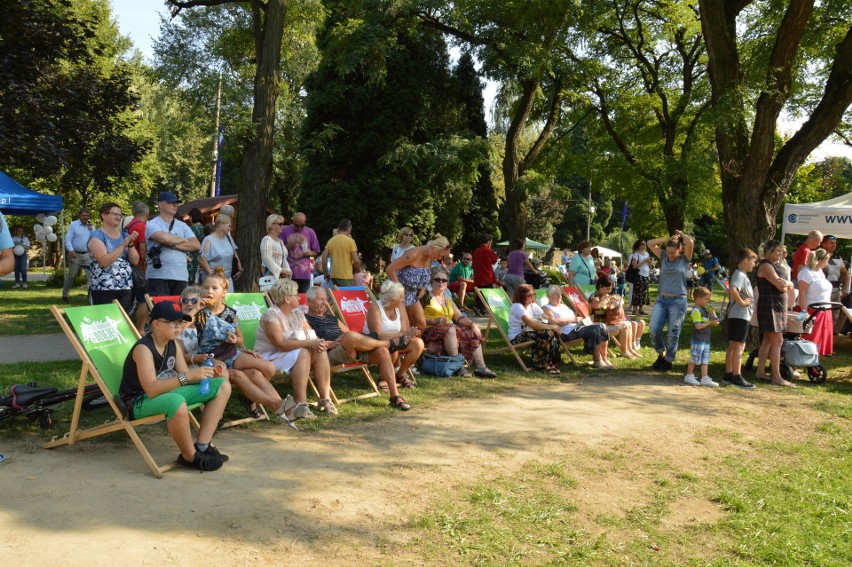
[458,369,473,377]
[376,379,390,393]
[388,335,411,354]
[474,367,496,378]
[239,394,262,419]
[396,375,417,389]
[389,395,411,411]
[547,365,561,375]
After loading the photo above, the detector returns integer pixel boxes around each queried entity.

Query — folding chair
[532,288,586,367]
[144,293,180,312]
[48,300,202,478]
[326,287,382,403]
[562,285,621,349]
[216,292,273,426]
[363,286,418,383]
[476,287,535,371]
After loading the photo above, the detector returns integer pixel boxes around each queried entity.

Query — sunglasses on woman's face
[433,278,448,283]
[180,297,200,305]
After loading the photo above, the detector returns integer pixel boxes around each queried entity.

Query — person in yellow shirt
[319,218,361,287]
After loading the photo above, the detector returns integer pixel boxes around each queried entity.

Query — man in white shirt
[145,191,200,296]
[62,208,94,303]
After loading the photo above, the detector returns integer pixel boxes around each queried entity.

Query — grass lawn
[3,338,850,565]
[0,279,89,335]
[2,290,850,565]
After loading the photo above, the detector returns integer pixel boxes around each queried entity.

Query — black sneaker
[724,374,755,390]
[200,443,229,462]
[178,450,224,472]
[651,355,666,370]
[659,358,673,372]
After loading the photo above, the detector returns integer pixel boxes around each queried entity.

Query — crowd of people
[1,195,849,473]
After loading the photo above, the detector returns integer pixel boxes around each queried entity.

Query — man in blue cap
[145,191,200,296]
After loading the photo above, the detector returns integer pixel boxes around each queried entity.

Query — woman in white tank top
[364,280,426,406]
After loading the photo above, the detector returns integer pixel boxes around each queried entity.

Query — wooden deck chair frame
[326,288,382,404]
[217,292,274,427]
[148,293,270,428]
[475,287,534,371]
[363,286,418,383]
[561,285,622,349]
[532,288,588,367]
[48,300,202,478]
[291,292,331,404]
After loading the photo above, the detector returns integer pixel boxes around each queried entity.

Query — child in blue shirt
[684,286,720,387]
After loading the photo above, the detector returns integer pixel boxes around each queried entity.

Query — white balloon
[33,224,44,234]
[13,245,25,256]
[36,233,46,242]
[44,225,53,235]
[47,233,58,242]
[36,213,46,223]
[44,215,58,226]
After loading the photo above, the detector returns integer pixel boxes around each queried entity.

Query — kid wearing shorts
[684,286,720,386]
[722,249,757,389]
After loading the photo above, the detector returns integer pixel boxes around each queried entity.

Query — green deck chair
[221,292,271,427]
[476,287,536,371]
[48,301,202,478]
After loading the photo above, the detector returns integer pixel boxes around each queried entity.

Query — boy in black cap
[120,300,232,471]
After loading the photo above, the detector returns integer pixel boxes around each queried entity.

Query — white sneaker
[22,283,27,288]
[701,376,719,387]
[684,374,700,386]
[634,340,641,350]
[12,283,20,288]
[593,360,607,368]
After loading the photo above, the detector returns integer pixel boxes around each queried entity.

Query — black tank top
[120,334,177,404]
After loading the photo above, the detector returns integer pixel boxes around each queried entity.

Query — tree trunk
[234,0,288,291]
[502,80,538,243]
[699,0,852,264]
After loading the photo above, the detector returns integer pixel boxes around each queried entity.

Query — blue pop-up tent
[0,170,63,215]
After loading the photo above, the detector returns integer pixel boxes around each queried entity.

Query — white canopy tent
[581,245,622,259]
[781,191,852,242]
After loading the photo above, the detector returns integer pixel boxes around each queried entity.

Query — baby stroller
[744,302,842,384]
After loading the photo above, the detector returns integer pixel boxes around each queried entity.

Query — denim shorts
[689,341,711,365]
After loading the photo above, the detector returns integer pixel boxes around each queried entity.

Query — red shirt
[125,218,147,271]
[791,244,810,280]
[472,244,498,287]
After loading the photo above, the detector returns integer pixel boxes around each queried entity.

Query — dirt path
[0,374,833,565]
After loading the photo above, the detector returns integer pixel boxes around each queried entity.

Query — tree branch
[167,0,239,18]
[768,22,852,194]
[745,0,814,174]
[520,78,563,175]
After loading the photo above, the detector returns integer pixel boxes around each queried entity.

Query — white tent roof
[573,245,622,259]
[781,191,852,240]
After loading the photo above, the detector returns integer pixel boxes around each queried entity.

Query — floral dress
[397,266,431,307]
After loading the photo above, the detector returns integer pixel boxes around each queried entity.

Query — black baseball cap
[150,301,192,322]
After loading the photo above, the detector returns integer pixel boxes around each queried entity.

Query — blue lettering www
[825,215,852,223]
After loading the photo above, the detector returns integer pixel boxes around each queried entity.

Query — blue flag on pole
[621,202,629,229]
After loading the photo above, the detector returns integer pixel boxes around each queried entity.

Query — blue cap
[157,191,182,203]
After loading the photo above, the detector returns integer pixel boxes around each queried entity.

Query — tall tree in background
[0,0,148,209]
[168,0,290,289]
[415,0,579,242]
[454,52,501,252]
[699,0,852,260]
[582,0,716,233]
[300,2,487,264]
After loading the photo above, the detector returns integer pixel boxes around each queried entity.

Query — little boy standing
[684,286,720,387]
[722,249,757,389]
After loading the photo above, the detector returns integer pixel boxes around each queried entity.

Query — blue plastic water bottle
[796,310,806,321]
[199,355,214,395]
